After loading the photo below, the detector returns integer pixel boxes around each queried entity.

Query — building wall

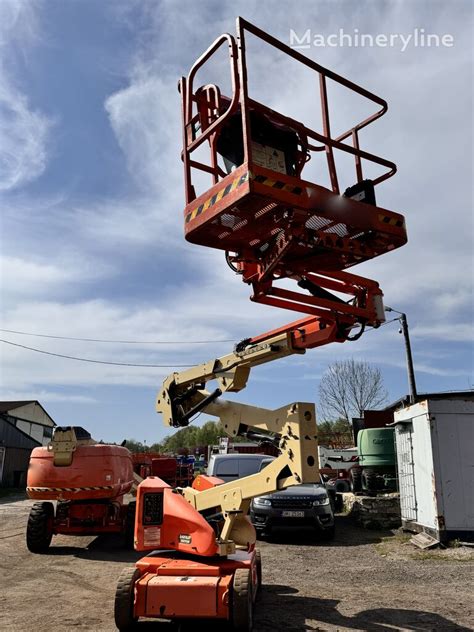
[11,402,55,427]
[15,418,52,445]
[0,417,40,487]
[1,446,32,487]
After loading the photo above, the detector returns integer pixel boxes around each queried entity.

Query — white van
[207,453,274,482]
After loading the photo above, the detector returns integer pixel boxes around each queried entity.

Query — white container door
[396,424,417,522]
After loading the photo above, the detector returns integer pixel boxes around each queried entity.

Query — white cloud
[0,1,40,47]
[0,2,472,418]
[0,1,53,191]
[0,290,249,391]
[412,363,469,378]
[411,323,474,343]
[2,255,69,287]
[69,196,183,248]
[0,254,114,299]
[94,75,186,247]
[0,389,97,404]
[0,77,52,191]
[105,75,181,193]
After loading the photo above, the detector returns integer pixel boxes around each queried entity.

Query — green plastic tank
[357,427,396,467]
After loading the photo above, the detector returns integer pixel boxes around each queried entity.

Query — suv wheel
[256,527,271,540]
[319,524,335,541]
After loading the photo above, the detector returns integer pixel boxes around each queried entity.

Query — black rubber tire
[114,567,140,631]
[319,524,336,541]
[362,468,378,493]
[326,487,336,510]
[254,550,262,595]
[231,568,253,631]
[26,502,54,553]
[334,493,344,513]
[350,468,362,493]
[335,480,350,494]
[124,501,136,549]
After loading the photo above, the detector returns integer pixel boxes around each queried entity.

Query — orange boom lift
[114,18,407,630]
[26,427,136,552]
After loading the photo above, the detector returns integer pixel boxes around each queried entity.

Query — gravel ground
[1,494,473,632]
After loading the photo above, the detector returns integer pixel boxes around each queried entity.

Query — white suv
[206,453,273,482]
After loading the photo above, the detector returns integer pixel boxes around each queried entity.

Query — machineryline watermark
[290,28,454,53]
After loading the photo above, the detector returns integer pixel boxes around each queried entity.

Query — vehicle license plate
[282,511,304,518]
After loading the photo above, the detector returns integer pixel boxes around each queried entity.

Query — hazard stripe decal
[185,172,250,224]
[253,173,303,195]
[185,170,404,231]
[27,486,115,493]
[378,213,405,228]
[184,170,306,225]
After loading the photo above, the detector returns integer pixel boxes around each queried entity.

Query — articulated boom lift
[114,18,407,631]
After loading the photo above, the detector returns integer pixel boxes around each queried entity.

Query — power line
[366,317,399,331]
[0,318,401,368]
[0,328,235,345]
[0,317,399,345]
[0,338,193,368]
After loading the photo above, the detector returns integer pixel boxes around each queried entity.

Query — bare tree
[319,359,388,421]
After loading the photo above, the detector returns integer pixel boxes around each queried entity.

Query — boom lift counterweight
[114,17,407,631]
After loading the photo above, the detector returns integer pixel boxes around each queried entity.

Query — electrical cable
[371,317,399,329]
[0,328,235,345]
[0,338,193,368]
[354,317,399,334]
[0,319,401,368]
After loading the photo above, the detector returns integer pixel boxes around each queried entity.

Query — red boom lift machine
[115,18,407,631]
[26,427,136,552]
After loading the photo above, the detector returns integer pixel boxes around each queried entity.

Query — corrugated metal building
[0,401,56,488]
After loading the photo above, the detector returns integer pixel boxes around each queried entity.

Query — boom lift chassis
[114,17,407,631]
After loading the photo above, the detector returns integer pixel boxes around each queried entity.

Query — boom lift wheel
[114,566,140,631]
[361,468,377,493]
[255,550,262,593]
[350,468,362,493]
[26,501,54,553]
[231,568,253,631]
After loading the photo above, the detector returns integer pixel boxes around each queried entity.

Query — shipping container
[393,398,474,542]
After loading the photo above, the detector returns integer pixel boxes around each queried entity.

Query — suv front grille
[272,496,314,509]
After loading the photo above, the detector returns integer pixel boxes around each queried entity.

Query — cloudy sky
[0,0,472,444]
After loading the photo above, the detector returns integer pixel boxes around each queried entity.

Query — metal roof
[384,390,474,412]
[0,400,56,426]
[0,400,37,413]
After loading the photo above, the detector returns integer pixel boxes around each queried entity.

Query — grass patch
[374,531,474,562]
[413,551,472,562]
[375,543,390,556]
[379,533,410,545]
[389,533,411,543]
[375,533,410,556]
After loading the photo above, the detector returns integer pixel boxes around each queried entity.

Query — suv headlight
[254,497,272,507]
[312,497,330,507]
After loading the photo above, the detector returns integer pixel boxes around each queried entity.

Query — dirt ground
[1,494,473,632]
